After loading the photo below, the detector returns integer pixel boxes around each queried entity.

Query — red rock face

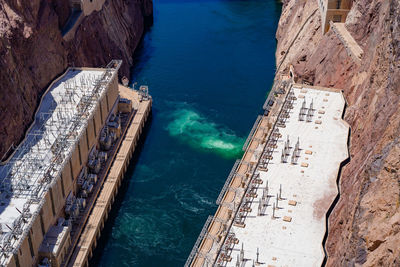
[0,0,153,159]
[276,0,400,265]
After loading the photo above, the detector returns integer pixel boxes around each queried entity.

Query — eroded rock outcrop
[0,0,152,159]
[276,0,400,266]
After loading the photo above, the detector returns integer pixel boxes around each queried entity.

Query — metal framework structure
[184,81,297,267]
[184,216,213,267]
[215,160,240,205]
[213,84,296,266]
[242,115,262,151]
[0,61,121,266]
[139,85,151,101]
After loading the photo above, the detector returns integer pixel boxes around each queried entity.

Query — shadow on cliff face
[0,0,153,160]
[61,8,82,36]
[129,29,155,84]
[322,127,351,266]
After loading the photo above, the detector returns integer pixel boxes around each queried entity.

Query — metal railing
[212,83,295,266]
[184,216,213,267]
[0,61,121,266]
[242,115,262,151]
[215,160,240,205]
[185,81,295,267]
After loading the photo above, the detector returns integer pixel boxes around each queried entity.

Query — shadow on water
[61,8,82,36]
[90,113,154,267]
[130,34,155,83]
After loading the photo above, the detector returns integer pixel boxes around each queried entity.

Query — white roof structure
[0,61,121,265]
[225,86,349,266]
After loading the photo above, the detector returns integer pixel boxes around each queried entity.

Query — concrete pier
[330,22,363,65]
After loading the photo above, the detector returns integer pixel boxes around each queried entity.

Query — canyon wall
[0,0,152,159]
[276,0,400,266]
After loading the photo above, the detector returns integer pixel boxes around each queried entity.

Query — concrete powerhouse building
[185,76,350,266]
[0,60,149,267]
[318,0,352,33]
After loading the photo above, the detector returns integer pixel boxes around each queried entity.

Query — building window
[28,233,35,258]
[93,117,97,137]
[86,129,90,150]
[49,188,56,216]
[78,143,82,165]
[39,213,45,236]
[336,0,341,9]
[70,159,74,182]
[99,102,104,123]
[106,93,110,112]
[333,15,342,22]
[15,254,20,267]
[60,175,65,198]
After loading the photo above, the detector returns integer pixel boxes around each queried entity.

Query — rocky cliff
[276,0,400,266]
[0,0,152,159]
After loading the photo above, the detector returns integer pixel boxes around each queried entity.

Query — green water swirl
[167,108,244,159]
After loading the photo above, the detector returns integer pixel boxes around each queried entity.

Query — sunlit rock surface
[276,0,400,265]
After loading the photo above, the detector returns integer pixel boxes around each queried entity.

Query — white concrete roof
[226,86,349,267]
[0,66,118,265]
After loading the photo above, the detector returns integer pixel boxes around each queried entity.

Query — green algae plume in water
[94,0,281,265]
[167,108,244,158]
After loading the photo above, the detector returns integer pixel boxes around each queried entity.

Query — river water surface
[93,0,281,266]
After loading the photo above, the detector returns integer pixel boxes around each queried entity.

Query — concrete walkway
[331,22,363,65]
[67,86,151,267]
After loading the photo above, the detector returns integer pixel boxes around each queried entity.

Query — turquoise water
[93,0,281,266]
[166,105,244,158]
